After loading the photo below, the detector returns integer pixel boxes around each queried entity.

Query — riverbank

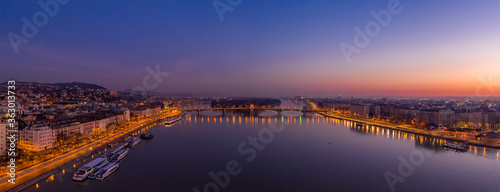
[319,112,500,149]
[1,110,180,192]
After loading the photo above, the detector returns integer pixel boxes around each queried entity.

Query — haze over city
[1,0,499,97]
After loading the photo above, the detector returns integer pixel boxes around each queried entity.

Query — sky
[1,0,499,97]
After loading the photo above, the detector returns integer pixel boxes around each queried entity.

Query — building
[53,122,82,139]
[349,104,380,117]
[130,107,161,118]
[452,109,469,124]
[80,121,96,136]
[485,110,499,128]
[123,109,130,122]
[390,106,417,121]
[416,109,453,127]
[19,127,55,152]
[469,110,488,128]
[350,104,369,116]
[0,121,7,157]
[94,118,111,133]
[368,105,381,117]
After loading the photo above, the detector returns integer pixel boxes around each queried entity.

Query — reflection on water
[329,116,500,160]
[172,114,500,160]
[28,113,500,192]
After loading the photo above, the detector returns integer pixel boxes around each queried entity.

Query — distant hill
[1,81,107,90]
[52,82,107,90]
[122,89,221,97]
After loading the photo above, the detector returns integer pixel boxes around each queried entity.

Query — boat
[88,160,110,179]
[183,113,191,119]
[73,157,107,181]
[442,142,468,152]
[110,149,128,162]
[128,137,141,147]
[165,115,182,124]
[95,162,119,180]
[139,132,154,140]
[108,143,128,156]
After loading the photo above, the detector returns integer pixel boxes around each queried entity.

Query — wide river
[24,113,500,192]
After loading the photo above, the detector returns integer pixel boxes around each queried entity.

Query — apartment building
[19,126,54,152]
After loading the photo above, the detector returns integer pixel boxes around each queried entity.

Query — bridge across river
[179,106,327,112]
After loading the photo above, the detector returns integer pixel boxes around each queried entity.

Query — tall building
[485,110,499,128]
[19,127,55,152]
[468,110,488,128]
[350,104,380,117]
[416,109,453,127]
[369,105,381,117]
[350,104,369,116]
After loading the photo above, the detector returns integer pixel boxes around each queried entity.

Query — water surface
[25,114,500,192]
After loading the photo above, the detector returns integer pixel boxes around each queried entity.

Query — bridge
[178,105,327,112]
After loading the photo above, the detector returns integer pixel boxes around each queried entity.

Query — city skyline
[1,0,500,97]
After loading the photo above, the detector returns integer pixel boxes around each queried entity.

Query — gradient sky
[1,0,499,97]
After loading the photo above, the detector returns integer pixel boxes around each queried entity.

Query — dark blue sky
[1,0,499,97]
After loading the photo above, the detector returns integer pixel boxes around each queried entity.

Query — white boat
[183,113,191,118]
[128,137,141,147]
[109,143,128,156]
[110,149,128,162]
[165,115,182,124]
[88,160,109,179]
[73,157,107,181]
[95,162,119,180]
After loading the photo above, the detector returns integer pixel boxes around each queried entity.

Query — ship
[95,162,119,180]
[110,149,128,162]
[165,115,182,124]
[88,160,109,179]
[73,157,107,181]
[128,137,141,147]
[442,142,468,152]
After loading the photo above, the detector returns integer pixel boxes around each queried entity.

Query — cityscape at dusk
[1,0,500,192]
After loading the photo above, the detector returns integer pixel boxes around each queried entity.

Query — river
[23,113,500,192]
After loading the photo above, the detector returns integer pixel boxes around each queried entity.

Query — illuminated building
[0,121,7,157]
[416,109,453,127]
[19,127,55,152]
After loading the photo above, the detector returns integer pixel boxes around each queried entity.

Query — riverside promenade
[319,112,500,149]
[0,110,181,192]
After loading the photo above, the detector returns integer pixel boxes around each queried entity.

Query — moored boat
[128,137,141,147]
[108,143,128,156]
[165,115,182,124]
[139,132,154,140]
[73,157,107,181]
[95,162,119,180]
[110,149,128,162]
[88,160,109,179]
[442,142,468,152]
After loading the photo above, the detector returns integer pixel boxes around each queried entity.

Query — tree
[56,132,68,152]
